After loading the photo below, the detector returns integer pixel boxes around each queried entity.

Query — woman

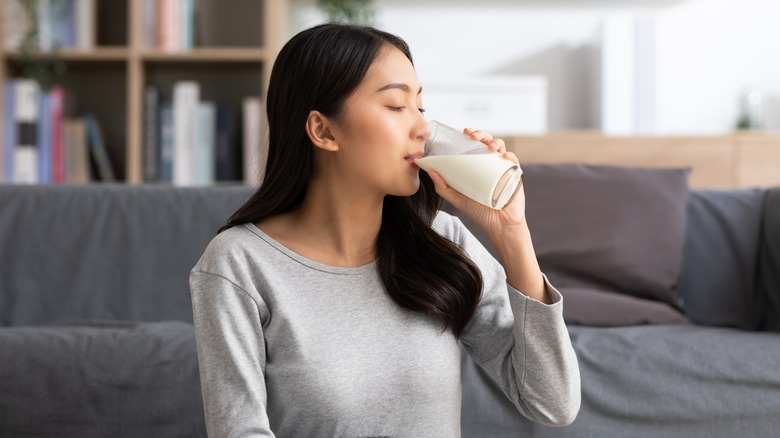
[190,23,580,437]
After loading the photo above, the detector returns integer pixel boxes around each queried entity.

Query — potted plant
[13,0,66,88]
[316,0,375,25]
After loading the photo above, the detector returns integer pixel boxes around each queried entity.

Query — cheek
[337,106,406,170]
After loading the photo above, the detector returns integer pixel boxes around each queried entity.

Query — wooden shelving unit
[0,0,287,184]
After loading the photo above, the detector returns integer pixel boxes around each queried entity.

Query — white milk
[415,153,523,209]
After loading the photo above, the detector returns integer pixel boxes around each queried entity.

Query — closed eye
[386,105,426,114]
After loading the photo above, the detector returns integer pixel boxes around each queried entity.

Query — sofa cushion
[676,188,765,330]
[0,321,205,438]
[758,187,780,332]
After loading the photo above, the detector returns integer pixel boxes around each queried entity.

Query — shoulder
[432,209,501,267]
[190,223,279,305]
[432,210,470,243]
[192,224,266,275]
[201,223,255,255]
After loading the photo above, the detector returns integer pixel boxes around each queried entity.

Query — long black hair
[222,23,482,338]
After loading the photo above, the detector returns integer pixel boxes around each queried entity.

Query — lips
[405,152,424,164]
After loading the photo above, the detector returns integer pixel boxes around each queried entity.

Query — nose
[415,115,432,142]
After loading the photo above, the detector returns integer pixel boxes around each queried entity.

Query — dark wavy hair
[221,23,482,338]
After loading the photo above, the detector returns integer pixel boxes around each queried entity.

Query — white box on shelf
[421,76,548,136]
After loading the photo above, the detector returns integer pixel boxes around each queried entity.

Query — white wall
[654,0,780,134]
[289,0,780,134]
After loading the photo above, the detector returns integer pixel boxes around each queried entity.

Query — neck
[288,178,384,267]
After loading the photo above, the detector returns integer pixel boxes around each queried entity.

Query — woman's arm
[190,271,275,438]
[429,127,580,426]
[435,213,581,426]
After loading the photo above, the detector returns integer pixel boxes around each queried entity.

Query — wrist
[488,220,532,257]
[489,221,550,303]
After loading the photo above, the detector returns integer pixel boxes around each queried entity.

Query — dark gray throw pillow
[676,188,765,330]
[521,164,690,314]
[0,321,206,438]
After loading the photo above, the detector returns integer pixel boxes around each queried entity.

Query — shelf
[140,48,269,63]
[2,47,271,63]
[3,47,130,62]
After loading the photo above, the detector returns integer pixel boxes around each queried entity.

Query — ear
[305,110,339,152]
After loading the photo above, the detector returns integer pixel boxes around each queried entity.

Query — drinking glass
[415,120,523,209]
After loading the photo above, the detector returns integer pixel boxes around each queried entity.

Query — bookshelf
[0,0,288,184]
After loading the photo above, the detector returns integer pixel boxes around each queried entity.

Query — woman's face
[327,44,431,198]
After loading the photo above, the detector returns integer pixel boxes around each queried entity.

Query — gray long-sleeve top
[190,211,580,437]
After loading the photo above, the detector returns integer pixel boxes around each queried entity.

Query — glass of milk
[415,120,523,210]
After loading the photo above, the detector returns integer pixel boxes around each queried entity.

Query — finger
[427,171,470,210]
[502,151,519,165]
[488,138,506,154]
[464,128,493,143]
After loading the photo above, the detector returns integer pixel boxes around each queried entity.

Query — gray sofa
[1,163,779,437]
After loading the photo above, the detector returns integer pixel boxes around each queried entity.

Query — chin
[390,178,421,197]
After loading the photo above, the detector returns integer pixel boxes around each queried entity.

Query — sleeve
[190,270,275,438]
[449,216,582,427]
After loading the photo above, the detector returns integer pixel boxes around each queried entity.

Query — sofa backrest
[0,183,770,330]
[675,188,766,330]
[0,184,256,326]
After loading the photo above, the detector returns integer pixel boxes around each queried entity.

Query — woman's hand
[426,127,527,235]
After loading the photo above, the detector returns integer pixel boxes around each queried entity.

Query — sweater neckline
[242,223,378,275]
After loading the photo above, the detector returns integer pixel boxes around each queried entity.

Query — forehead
[360,45,420,91]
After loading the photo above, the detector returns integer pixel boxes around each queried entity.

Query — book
[158,102,174,182]
[3,80,17,182]
[157,0,180,52]
[180,0,194,51]
[13,79,40,184]
[242,96,264,186]
[172,81,199,186]
[58,0,76,49]
[83,113,115,182]
[37,89,51,183]
[46,0,73,50]
[154,0,196,51]
[141,0,157,50]
[75,0,95,50]
[215,106,240,181]
[62,118,89,183]
[49,85,65,183]
[37,0,53,52]
[142,84,160,182]
[194,101,216,186]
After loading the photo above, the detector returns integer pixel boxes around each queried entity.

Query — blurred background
[1,0,777,187]
[292,0,780,135]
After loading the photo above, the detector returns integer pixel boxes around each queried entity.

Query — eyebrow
[376,83,423,95]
